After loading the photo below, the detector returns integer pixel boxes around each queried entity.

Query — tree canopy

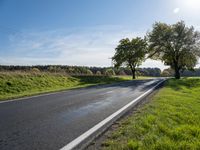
[147,21,200,79]
[112,37,147,79]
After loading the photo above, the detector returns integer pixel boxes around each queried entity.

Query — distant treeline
[1,65,200,77]
[162,68,200,77]
[0,65,161,77]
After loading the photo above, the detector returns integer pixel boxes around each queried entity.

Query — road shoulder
[86,81,164,150]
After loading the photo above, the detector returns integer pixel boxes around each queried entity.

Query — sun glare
[184,0,200,8]
[181,0,200,13]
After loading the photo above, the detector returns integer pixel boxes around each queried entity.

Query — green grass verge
[114,76,155,80]
[0,72,133,101]
[102,78,200,150]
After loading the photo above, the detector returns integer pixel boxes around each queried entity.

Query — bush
[104,69,116,76]
[30,68,40,73]
[119,70,126,76]
[86,69,93,75]
[127,140,139,150]
[96,71,102,75]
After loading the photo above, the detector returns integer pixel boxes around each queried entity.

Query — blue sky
[0,0,200,69]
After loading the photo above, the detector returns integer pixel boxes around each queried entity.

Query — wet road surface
[0,79,163,150]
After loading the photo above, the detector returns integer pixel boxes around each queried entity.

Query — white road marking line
[60,79,165,150]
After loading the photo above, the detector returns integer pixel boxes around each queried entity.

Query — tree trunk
[174,63,180,79]
[174,68,180,79]
[129,63,136,80]
[131,68,136,79]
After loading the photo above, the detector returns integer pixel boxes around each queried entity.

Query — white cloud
[173,7,180,14]
[195,26,200,31]
[0,25,168,69]
[141,59,169,71]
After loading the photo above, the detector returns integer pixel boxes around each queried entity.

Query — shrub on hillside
[104,69,116,76]
[96,71,102,76]
[86,69,93,75]
[30,68,40,73]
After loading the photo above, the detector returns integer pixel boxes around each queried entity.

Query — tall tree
[147,21,200,79]
[112,37,147,79]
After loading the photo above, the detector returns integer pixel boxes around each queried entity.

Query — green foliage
[161,67,200,77]
[86,69,93,75]
[96,71,102,75]
[161,68,174,77]
[30,67,40,73]
[102,78,200,150]
[47,66,63,73]
[127,140,139,150]
[118,70,126,76]
[112,37,147,79]
[104,69,116,76]
[148,21,200,79]
[0,72,131,100]
[0,65,162,77]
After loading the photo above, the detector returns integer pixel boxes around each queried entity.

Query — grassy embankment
[0,72,135,101]
[102,78,200,150]
[115,75,155,80]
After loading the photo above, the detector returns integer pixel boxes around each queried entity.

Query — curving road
[0,78,164,150]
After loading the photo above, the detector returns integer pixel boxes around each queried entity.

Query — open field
[0,72,135,101]
[101,78,200,150]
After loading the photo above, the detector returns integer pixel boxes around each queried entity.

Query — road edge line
[60,79,166,150]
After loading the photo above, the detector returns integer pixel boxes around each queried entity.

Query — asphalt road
[0,78,163,150]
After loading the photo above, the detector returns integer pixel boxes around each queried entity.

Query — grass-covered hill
[0,71,132,100]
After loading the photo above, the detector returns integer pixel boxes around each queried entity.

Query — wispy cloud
[3,25,146,67]
[173,7,180,14]
[0,25,169,69]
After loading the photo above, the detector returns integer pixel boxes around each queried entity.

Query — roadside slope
[0,72,131,100]
[99,78,200,150]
